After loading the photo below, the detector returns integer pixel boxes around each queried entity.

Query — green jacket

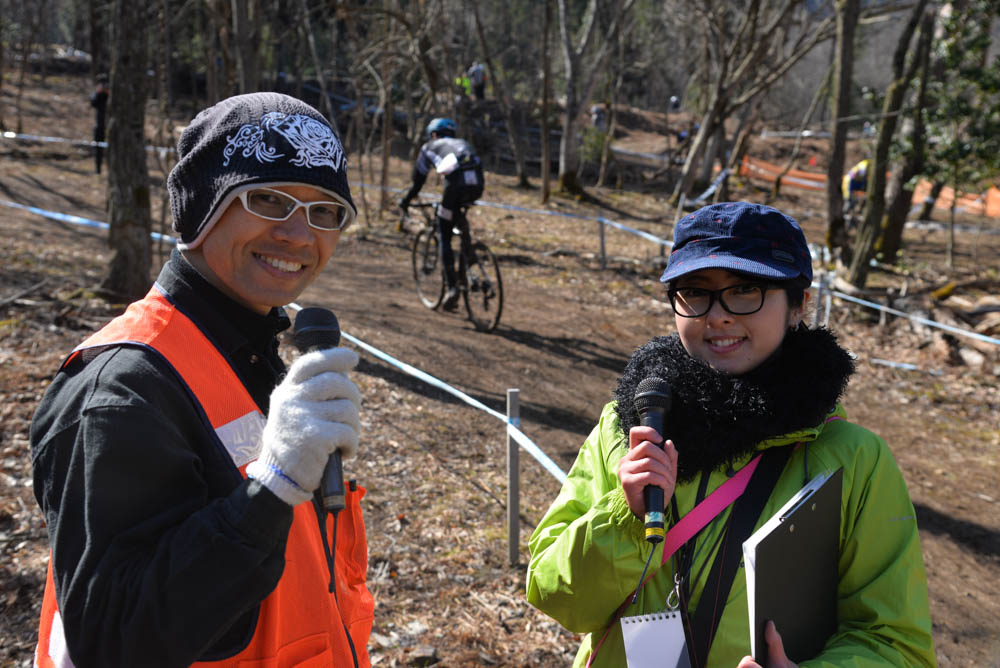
[526,402,935,667]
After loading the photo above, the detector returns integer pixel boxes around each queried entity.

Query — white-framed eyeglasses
[236,187,353,231]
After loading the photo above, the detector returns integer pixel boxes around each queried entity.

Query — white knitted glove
[247,347,361,506]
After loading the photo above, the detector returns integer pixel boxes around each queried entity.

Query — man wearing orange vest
[30,93,373,667]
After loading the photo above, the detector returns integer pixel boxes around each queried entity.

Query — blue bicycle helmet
[426,117,457,138]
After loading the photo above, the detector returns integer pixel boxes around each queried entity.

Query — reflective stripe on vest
[36,285,373,667]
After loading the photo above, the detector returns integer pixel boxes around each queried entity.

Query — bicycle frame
[407,200,502,332]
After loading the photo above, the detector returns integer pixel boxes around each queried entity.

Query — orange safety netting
[739,156,1000,218]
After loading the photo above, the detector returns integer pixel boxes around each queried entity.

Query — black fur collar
[613,327,854,482]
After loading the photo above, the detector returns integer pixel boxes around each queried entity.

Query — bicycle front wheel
[462,241,503,332]
[412,227,444,309]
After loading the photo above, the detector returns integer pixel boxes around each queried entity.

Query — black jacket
[30,250,296,667]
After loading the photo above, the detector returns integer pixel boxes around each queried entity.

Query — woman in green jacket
[526,202,935,667]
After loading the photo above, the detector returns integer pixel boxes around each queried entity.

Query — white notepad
[621,609,691,668]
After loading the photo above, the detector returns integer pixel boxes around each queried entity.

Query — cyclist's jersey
[402,136,483,211]
[468,64,486,87]
[414,137,482,186]
[842,159,869,198]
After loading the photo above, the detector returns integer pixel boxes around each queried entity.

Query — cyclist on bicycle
[399,118,484,310]
[842,158,869,216]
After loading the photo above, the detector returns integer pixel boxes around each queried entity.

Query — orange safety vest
[35,286,373,668]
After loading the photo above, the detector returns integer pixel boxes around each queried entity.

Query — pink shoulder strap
[660,454,761,565]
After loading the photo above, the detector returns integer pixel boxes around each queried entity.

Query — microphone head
[293,307,341,352]
[634,376,672,415]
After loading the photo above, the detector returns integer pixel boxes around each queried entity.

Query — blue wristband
[249,461,306,492]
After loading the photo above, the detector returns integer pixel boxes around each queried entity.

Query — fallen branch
[0,279,48,309]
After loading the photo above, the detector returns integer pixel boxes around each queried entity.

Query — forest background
[1,1,999,666]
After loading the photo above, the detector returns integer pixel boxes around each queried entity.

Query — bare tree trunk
[209,0,235,98]
[671,92,723,202]
[698,124,726,186]
[151,0,175,269]
[203,5,219,106]
[918,181,943,221]
[101,0,152,302]
[721,95,764,202]
[231,0,260,93]
[345,17,371,229]
[157,0,173,111]
[947,196,956,268]
[771,65,831,201]
[597,21,624,189]
[0,11,5,131]
[297,0,335,127]
[556,0,635,195]
[847,0,929,288]
[292,22,305,101]
[825,0,859,262]
[471,4,530,188]
[89,0,110,76]
[596,96,617,188]
[15,3,44,133]
[379,15,393,215]
[540,0,553,203]
[877,10,934,264]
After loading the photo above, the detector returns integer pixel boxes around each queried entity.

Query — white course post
[506,388,521,567]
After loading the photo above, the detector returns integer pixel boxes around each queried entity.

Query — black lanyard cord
[685,446,796,668]
[313,496,360,668]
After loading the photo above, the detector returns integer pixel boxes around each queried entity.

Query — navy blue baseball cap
[660,202,813,284]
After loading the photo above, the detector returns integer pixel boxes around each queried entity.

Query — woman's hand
[736,621,799,668]
[618,425,678,519]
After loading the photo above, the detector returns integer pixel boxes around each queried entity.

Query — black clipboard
[742,467,842,664]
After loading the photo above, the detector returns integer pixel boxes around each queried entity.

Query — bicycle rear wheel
[412,227,444,309]
[462,241,503,332]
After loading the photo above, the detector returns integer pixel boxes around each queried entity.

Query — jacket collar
[614,328,855,481]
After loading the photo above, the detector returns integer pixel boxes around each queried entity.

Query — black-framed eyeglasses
[667,283,778,318]
[237,187,352,231]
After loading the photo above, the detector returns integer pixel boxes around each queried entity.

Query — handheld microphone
[293,307,346,513]
[634,377,673,544]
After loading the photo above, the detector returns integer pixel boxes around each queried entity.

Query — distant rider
[399,118,484,310]
[468,62,487,101]
[90,73,109,174]
[842,158,869,216]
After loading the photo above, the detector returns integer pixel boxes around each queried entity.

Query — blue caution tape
[0,198,176,244]
[691,167,730,204]
[1,130,175,155]
[598,216,671,247]
[830,289,1000,347]
[506,423,567,484]
[870,358,943,376]
[2,130,106,148]
[286,303,568,484]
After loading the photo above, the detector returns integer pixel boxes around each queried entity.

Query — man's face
[185,184,341,314]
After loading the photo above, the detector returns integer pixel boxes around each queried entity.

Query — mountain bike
[844,197,866,233]
[404,201,503,332]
